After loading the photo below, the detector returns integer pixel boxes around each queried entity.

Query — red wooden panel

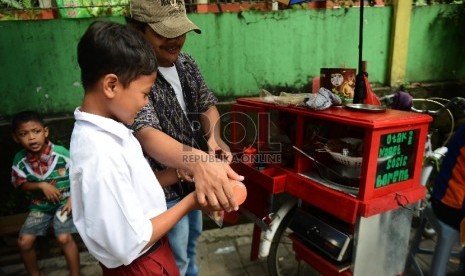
[232,162,287,194]
[359,185,426,217]
[241,180,271,219]
[357,124,428,200]
[285,173,359,224]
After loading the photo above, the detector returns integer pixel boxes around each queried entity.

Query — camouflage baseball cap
[130,0,201,38]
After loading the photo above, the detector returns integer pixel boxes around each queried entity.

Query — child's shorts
[19,206,77,237]
[100,236,180,276]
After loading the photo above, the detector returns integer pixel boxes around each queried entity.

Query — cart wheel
[267,206,319,276]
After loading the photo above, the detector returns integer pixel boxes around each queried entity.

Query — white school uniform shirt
[69,108,166,268]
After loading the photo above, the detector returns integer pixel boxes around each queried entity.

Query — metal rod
[292,145,344,178]
[358,0,364,74]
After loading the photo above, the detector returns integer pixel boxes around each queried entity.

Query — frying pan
[293,145,360,188]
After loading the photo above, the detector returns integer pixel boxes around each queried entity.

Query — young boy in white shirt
[69,20,204,275]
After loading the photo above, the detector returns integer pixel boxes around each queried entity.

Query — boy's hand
[177,168,194,183]
[40,180,61,203]
[62,198,72,215]
[192,161,242,212]
[188,191,217,213]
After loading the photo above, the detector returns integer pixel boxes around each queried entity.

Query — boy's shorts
[19,206,77,237]
[100,236,180,276]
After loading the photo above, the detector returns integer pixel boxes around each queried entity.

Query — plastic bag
[304,87,342,110]
[206,210,225,228]
[205,151,247,228]
[260,89,310,106]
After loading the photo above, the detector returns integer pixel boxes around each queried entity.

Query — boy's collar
[26,140,53,162]
[74,108,133,140]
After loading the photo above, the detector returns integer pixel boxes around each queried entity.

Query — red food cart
[227,97,432,276]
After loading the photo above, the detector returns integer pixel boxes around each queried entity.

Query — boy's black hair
[77,20,158,90]
[11,111,45,132]
[125,17,147,33]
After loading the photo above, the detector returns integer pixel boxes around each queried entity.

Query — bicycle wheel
[267,207,319,276]
[412,98,454,149]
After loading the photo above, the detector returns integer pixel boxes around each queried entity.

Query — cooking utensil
[324,137,364,168]
[344,103,386,113]
[318,163,361,188]
[293,145,360,188]
[293,146,342,177]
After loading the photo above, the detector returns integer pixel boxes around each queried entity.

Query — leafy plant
[330,0,378,7]
[0,0,54,20]
[0,0,39,9]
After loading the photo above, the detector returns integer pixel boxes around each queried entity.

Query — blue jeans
[166,198,202,276]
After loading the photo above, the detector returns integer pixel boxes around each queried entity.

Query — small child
[69,20,205,275]
[11,110,80,276]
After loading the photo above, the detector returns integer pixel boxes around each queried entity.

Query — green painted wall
[406,4,465,83]
[0,17,125,117]
[186,8,391,98]
[0,5,463,117]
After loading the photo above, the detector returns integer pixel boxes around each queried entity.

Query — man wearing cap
[127,0,239,275]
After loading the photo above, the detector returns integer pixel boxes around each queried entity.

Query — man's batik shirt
[131,52,218,200]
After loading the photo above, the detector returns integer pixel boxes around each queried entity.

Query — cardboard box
[320,68,356,104]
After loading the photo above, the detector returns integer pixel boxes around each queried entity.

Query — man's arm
[200,106,233,162]
[134,128,242,211]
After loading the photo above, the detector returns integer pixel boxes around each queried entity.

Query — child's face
[13,121,49,154]
[143,27,186,67]
[111,73,157,125]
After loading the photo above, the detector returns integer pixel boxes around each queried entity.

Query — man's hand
[191,159,243,212]
[135,127,243,212]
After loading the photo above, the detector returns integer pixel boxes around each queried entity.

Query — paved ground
[0,223,268,276]
[0,223,463,276]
